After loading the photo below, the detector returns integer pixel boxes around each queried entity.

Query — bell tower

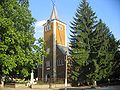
[41,5,67,82]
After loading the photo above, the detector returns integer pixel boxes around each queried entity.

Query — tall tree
[69,0,97,86]
[0,0,46,78]
[110,40,120,80]
[32,38,47,78]
[86,20,117,84]
[69,0,119,86]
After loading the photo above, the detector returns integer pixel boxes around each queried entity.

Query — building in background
[38,6,68,82]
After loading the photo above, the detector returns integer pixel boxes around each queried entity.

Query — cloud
[35,20,46,28]
[34,20,46,39]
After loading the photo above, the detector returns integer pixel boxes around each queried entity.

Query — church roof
[57,45,69,55]
[50,6,59,20]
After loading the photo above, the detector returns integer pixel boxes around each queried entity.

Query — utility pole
[65,51,67,90]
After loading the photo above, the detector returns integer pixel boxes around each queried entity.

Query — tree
[69,0,97,86]
[32,38,47,78]
[33,38,47,69]
[0,0,46,78]
[86,20,117,84]
[69,0,119,86]
[110,40,120,79]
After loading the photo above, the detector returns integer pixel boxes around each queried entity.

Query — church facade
[38,6,67,82]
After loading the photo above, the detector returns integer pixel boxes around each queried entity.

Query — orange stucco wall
[44,22,54,48]
[44,21,66,46]
[56,22,65,46]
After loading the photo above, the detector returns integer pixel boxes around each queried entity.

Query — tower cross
[51,0,55,6]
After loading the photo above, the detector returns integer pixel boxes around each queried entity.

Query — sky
[29,0,120,42]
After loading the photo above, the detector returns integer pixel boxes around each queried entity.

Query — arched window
[58,24,63,30]
[57,59,64,66]
[45,24,51,32]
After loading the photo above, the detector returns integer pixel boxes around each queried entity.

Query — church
[38,5,68,82]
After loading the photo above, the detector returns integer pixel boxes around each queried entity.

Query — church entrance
[45,74,50,82]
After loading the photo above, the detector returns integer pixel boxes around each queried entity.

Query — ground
[0,85,120,90]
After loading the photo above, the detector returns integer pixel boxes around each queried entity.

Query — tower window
[48,25,51,30]
[45,25,51,32]
[44,26,47,31]
[58,24,63,30]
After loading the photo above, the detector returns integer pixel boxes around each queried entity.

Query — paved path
[0,87,53,90]
[97,85,120,90]
[62,85,120,90]
[0,85,120,90]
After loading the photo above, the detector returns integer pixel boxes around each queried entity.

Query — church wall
[38,67,42,80]
[56,22,65,46]
[44,22,54,81]
[56,47,65,80]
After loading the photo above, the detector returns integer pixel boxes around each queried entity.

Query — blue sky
[29,0,120,42]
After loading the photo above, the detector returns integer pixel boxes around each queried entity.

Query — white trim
[53,20,56,81]
[65,24,67,46]
[56,20,66,26]
[42,55,44,81]
[45,74,47,82]
[57,43,66,47]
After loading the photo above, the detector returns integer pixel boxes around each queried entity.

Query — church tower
[38,6,67,82]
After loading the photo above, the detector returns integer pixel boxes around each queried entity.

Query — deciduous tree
[0,0,46,78]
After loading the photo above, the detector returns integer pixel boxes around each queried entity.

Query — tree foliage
[110,41,120,79]
[0,0,46,78]
[69,0,97,86]
[69,0,120,86]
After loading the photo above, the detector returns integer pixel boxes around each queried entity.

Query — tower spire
[50,0,59,20]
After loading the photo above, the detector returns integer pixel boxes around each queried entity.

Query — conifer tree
[110,40,120,79]
[69,0,119,86]
[86,20,116,84]
[69,0,97,86]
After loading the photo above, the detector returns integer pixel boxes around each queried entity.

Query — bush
[15,79,27,84]
[91,85,96,88]
[5,77,16,84]
[55,80,64,84]
[37,81,46,85]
